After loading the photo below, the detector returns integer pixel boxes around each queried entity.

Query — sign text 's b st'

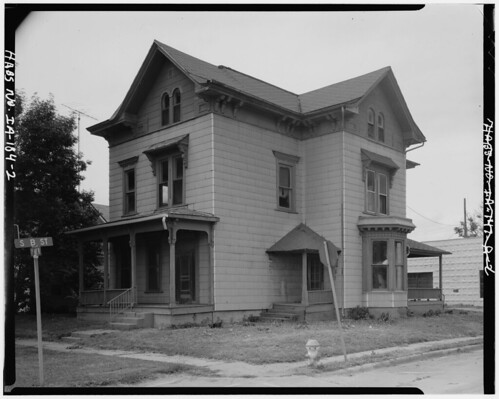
[14,237,53,248]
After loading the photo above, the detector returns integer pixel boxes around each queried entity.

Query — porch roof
[67,208,219,236]
[406,238,452,258]
[267,223,341,267]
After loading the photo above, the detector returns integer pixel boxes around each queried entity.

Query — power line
[407,205,456,227]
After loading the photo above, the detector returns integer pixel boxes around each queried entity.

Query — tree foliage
[14,92,102,313]
[454,204,483,238]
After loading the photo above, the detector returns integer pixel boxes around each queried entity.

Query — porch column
[102,237,109,304]
[109,241,115,289]
[78,241,84,295]
[209,226,215,305]
[129,231,137,303]
[168,224,177,306]
[302,252,309,306]
[438,254,443,300]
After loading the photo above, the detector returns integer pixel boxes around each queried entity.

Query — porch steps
[260,303,305,322]
[109,312,154,330]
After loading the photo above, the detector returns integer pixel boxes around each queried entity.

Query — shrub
[348,306,370,320]
[378,312,391,323]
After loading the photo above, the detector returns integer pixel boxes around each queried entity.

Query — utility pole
[463,198,468,238]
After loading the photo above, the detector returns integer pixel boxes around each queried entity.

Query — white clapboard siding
[212,114,302,311]
[341,131,408,308]
[108,115,214,220]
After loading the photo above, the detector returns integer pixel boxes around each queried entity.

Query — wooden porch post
[129,231,137,303]
[78,241,84,295]
[302,252,309,306]
[102,237,109,304]
[168,223,177,306]
[209,226,215,305]
[439,254,443,299]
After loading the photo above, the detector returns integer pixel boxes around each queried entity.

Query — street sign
[14,237,53,249]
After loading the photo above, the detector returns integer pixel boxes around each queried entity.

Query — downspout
[405,141,425,153]
[162,214,168,230]
[341,129,346,317]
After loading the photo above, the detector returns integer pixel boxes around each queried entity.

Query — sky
[14,5,485,242]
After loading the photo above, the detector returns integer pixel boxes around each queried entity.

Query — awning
[406,238,451,258]
[267,223,341,267]
[361,149,399,171]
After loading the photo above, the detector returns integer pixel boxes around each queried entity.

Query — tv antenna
[62,104,99,191]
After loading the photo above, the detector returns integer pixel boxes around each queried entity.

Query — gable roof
[156,41,301,113]
[267,223,341,268]
[299,67,391,113]
[89,40,425,145]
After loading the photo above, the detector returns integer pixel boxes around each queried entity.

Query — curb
[333,342,482,374]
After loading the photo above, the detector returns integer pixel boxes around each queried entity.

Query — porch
[68,209,219,326]
[266,224,342,322]
[406,239,451,314]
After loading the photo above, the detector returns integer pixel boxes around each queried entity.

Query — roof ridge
[219,64,300,97]
[299,66,392,97]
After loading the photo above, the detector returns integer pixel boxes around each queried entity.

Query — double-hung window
[118,156,139,216]
[172,89,181,123]
[367,108,375,139]
[124,169,136,214]
[158,154,184,207]
[377,113,385,142]
[366,169,388,215]
[372,241,388,290]
[273,151,299,212]
[161,92,170,126]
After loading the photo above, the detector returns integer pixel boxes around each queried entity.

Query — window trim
[157,153,185,209]
[365,168,389,215]
[172,88,181,123]
[161,92,170,126]
[367,108,375,139]
[377,112,385,142]
[273,150,300,212]
[118,156,139,216]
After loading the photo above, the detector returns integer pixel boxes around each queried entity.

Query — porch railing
[108,287,136,321]
[408,288,442,301]
[308,290,333,304]
[80,289,129,306]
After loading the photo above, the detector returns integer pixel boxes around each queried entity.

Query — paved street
[132,347,483,393]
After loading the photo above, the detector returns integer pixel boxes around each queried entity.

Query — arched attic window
[367,108,375,139]
[161,92,170,126]
[377,113,385,143]
[173,88,181,123]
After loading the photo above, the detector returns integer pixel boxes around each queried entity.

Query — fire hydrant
[305,339,320,366]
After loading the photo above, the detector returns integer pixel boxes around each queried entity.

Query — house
[408,237,483,307]
[69,40,432,327]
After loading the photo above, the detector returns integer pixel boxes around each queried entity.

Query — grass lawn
[11,345,216,388]
[15,310,483,366]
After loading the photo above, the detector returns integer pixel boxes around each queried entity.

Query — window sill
[144,291,164,294]
[275,208,299,214]
[362,211,389,217]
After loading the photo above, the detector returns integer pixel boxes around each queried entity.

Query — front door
[175,252,195,304]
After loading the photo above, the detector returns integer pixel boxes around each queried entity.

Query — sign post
[323,241,347,362]
[31,247,44,385]
[14,236,53,385]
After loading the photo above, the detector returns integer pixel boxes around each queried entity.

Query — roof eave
[197,80,303,119]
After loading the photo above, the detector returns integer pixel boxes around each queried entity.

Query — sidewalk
[15,334,483,382]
